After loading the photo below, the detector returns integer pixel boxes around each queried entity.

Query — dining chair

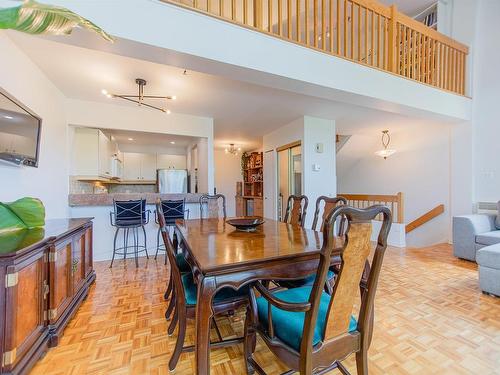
[284,195,309,227]
[199,193,227,219]
[154,198,190,265]
[278,196,348,291]
[312,196,348,233]
[243,204,392,375]
[157,202,248,371]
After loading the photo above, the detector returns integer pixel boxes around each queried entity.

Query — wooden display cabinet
[236,152,264,217]
[0,218,95,375]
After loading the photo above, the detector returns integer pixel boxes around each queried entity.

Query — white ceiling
[9,31,448,151]
[104,129,198,149]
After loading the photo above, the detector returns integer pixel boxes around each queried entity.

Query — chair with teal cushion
[256,286,357,351]
[157,202,248,372]
[244,204,392,375]
[277,196,347,292]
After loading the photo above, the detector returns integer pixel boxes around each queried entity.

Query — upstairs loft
[165,0,468,96]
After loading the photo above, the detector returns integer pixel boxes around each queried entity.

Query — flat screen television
[0,88,41,167]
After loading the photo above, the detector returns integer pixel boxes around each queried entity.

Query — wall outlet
[312,164,321,171]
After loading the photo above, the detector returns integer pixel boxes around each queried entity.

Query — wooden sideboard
[235,196,263,217]
[0,218,95,375]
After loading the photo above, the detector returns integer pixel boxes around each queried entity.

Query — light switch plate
[315,143,324,153]
[312,164,321,171]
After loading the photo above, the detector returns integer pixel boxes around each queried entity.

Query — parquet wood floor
[30,244,500,375]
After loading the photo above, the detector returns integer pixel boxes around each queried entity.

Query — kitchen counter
[68,193,204,207]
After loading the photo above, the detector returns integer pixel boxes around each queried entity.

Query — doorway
[277,142,302,221]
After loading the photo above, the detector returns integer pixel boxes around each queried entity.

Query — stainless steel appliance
[157,169,188,193]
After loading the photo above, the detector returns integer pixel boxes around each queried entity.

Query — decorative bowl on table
[226,217,265,232]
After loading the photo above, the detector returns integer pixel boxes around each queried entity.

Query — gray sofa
[453,213,500,296]
[452,214,500,260]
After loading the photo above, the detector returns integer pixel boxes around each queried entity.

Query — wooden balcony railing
[338,192,404,223]
[164,0,468,95]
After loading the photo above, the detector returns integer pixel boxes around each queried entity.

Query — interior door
[263,150,276,219]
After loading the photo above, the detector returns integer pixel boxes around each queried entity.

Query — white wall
[0,32,68,218]
[263,116,336,227]
[470,0,500,204]
[263,117,304,220]
[337,125,452,247]
[214,149,242,216]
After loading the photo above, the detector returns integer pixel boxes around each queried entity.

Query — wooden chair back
[311,196,347,233]
[199,194,227,219]
[157,201,186,305]
[283,195,309,227]
[301,205,391,356]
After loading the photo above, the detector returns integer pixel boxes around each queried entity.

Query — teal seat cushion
[297,270,336,287]
[181,273,249,306]
[175,253,190,273]
[256,286,357,351]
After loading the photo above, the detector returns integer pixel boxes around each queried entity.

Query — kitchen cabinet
[157,154,187,170]
[123,152,157,181]
[73,128,112,179]
[0,218,95,375]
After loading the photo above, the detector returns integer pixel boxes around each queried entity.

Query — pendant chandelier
[224,144,241,155]
[374,130,396,159]
[101,78,176,114]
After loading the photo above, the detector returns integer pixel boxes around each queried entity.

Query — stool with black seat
[109,198,150,268]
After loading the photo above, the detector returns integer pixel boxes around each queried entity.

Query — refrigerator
[157,169,188,193]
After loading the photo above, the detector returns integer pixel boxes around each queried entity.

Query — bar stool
[154,198,190,265]
[109,199,150,268]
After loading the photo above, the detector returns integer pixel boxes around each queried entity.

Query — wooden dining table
[174,218,345,375]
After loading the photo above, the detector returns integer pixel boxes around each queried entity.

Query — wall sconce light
[374,130,396,159]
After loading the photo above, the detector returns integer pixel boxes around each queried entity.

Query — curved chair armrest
[253,281,311,312]
[153,209,159,224]
[109,211,116,226]
[184,209,190,220]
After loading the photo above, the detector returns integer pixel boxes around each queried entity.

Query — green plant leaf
[0,0,113,42]
[0,197,45,233]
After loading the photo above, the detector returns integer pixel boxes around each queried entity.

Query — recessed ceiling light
[172,95,177,100]
[170,141,175,145]
[101,89,108,95]
[3,115,13,119]
[128,138,134,141]
[166,109,171,114]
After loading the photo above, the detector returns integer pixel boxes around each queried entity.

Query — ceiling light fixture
[128,137,134,141]
[3,115,13,119]
[170,141,175,144]
[101,78,175,113]
[224,144,242,155]
[374,130,396,159]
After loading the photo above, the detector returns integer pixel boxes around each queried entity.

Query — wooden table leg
[195,276,217,375]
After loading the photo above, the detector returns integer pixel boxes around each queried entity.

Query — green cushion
[181,273,249,306]
[256,286,357,351]
[175,253,190,273]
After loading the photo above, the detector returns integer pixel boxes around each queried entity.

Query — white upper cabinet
[141,153,157,180]
[98,130,112,178]
[156,154,187,170]
[123,152,157,181]
[73,128,101,177]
